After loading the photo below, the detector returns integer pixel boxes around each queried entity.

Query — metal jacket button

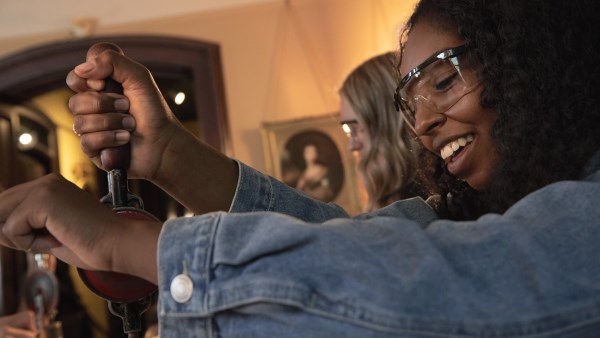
[170,274,193,303]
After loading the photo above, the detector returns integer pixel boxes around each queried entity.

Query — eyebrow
[340,119,358,125]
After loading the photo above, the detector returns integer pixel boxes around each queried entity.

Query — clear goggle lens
[395,46,480,132]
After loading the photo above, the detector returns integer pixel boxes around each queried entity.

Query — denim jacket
[157,150,600,337]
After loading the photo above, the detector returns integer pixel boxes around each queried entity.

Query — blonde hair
[340,52,425,211]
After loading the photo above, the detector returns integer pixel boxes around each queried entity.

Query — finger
[0,175,117,271]
[72,43,124,83]
[86,42,124,61]
[0,311,32,327]
[75,43,155,97]
[0,220,19,250]
[68,91,129,116]
[80,130,131,163]
[0,176,76,253]
[73,113,136,136]
[1,326,37,338]
[66,43,125,95]
[66,68,93,93]
[10,311,35,330]
[2,192,58,253]
[0,181,42,249]
[25,230,62,253]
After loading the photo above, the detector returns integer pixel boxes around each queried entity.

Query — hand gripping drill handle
[75,43,157,338]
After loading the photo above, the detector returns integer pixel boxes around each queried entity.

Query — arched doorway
[0,35,230,336]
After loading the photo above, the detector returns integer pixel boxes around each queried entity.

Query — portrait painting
[261,114,361,214]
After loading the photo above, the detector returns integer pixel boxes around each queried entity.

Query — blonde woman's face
[340,96,369,153]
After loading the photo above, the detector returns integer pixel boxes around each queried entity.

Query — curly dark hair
[399,0,600,220]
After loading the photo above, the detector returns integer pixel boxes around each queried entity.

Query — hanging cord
[286,1,335,112]
[262,1,289,121]
[262,0,336,121]
[371,0,395,53]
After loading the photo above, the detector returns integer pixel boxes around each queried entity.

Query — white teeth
[440,135,474,160]
[441,147,449,159]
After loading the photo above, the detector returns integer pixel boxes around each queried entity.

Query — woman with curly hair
[396,0,600,221]
[2,0,600,336]
[340,52,436,211]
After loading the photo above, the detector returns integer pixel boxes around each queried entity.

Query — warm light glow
[19,132,33,145]
[174,92,186,105]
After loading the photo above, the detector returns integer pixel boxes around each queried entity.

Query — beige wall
[0,0,417,173]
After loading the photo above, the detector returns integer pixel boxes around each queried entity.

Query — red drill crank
[76,43,157,338]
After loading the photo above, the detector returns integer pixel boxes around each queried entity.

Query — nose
[413,102,446,136]
[347,136,363,152]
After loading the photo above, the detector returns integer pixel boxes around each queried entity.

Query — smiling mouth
[440,134,474,160]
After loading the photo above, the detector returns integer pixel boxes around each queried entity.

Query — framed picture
[261,114,362,214]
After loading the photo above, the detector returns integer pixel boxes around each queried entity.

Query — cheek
[419,137,436,154]
[358,132,369,148]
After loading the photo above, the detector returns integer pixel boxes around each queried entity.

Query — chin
[464,177,491,192]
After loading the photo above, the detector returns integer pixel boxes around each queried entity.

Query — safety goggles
[394,45,481,133]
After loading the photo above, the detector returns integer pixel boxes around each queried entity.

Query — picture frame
[261,114,362,214]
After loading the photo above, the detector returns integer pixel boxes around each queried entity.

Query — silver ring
[72,123,81,136]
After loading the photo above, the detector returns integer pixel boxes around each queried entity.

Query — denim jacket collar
[584,148,600,178]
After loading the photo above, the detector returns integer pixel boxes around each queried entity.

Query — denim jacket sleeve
[157,166,600,337]
[229,160,439,226]
[229,161,348,221]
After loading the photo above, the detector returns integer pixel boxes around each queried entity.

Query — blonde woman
[339,52,434,211]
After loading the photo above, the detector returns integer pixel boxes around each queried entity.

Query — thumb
[87,42,125,94]
[73,42,127,84]
[86,42,124,60]
[0,310,36,330]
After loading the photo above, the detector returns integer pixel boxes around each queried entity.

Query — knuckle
[66,70,85,92]
[103,115,112,130]
[99,95,116,112]
[140,66,153,79]
[79,134,92,151]
[67,96,77,113]
[80,131,114,152]
[1,222,12,237]
[69,92,104,115]
[90,94,104,113]
[40,173,65,194]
